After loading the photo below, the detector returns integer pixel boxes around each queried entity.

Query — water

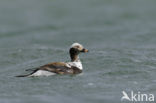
[0,0,156,103]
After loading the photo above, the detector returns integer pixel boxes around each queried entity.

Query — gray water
[0,0,156,103]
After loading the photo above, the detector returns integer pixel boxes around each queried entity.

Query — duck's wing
[39,62,82,74]
[16,62,82,77]
[24,62,66,71]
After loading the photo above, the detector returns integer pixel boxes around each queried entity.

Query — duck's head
[69,43,88,61]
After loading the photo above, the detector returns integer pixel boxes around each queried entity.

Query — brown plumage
[39,62,82,74]
[16,43,88,77]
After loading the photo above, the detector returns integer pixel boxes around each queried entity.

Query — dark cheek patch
[70,48,80,55]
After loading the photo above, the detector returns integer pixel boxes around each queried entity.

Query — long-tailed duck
[16,43,88,77]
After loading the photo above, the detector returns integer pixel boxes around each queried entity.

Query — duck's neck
[70,54,80,62]
[69,48,81,62]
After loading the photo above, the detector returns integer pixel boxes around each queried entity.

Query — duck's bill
[81,48,89,53]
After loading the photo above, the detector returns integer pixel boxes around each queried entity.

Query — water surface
[0,0,156,103]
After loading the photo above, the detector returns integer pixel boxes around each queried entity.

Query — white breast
[66,61,83,70]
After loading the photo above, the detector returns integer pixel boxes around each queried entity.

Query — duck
[16,43,88,77]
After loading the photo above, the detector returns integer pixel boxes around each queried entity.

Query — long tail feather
[16,69,38,77]
[15,74,32,77]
